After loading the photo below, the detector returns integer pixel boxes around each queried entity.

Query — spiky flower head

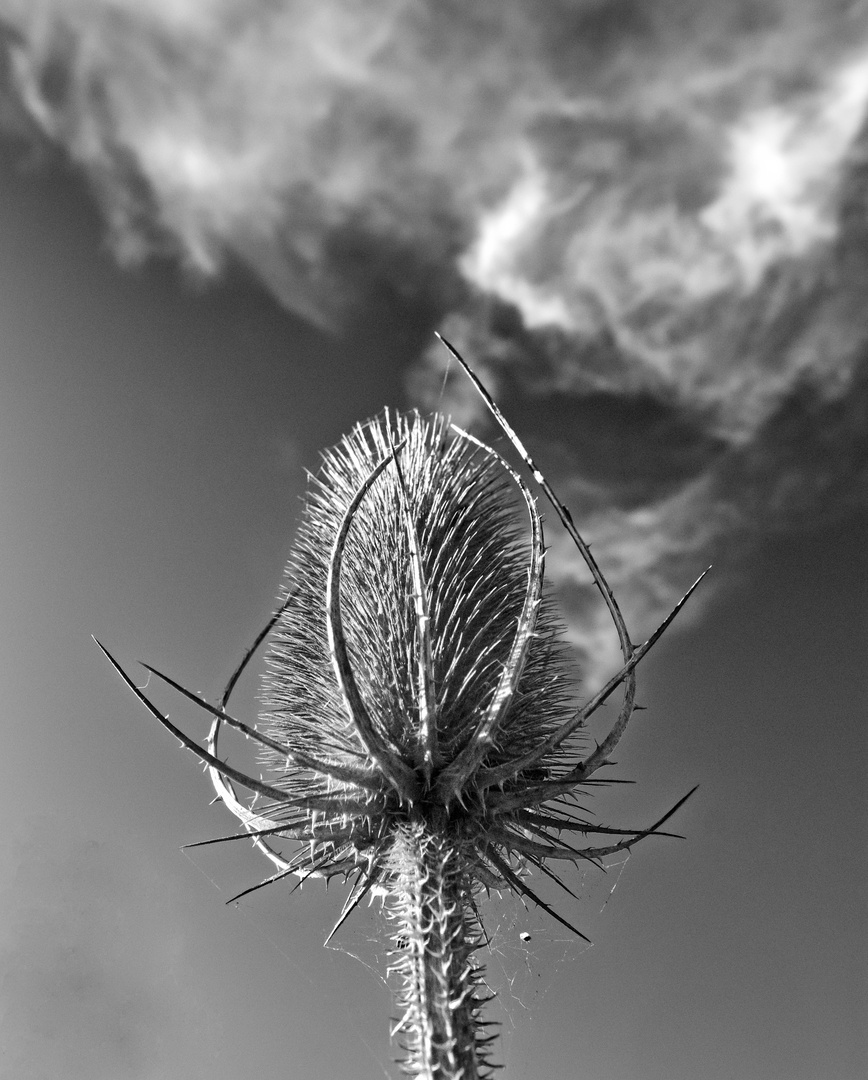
[260,409,575,859]
[97,341,702,1080]
[259,410,578,1077]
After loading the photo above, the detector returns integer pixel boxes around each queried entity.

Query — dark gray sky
[0,4,866,1079]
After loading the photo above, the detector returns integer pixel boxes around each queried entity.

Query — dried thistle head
[97,338,703,1079]
[260,407,576,854]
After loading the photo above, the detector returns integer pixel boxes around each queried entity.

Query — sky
[0,2,865,1079]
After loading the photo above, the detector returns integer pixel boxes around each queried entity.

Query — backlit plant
[97,336,703,1079]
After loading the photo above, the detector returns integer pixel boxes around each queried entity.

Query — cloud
[1,0,866,681]
[0,820,207,1080]
[701,54,868,285]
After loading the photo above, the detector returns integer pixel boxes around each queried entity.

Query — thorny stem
[388,821,493,1080]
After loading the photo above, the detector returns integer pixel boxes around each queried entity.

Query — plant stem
[388,821,493,1079]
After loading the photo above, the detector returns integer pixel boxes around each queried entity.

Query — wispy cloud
[1,0,866,681]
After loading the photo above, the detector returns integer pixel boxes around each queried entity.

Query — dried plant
[97,336,704,1079]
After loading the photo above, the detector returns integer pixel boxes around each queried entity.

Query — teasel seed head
[97,338,704,1079]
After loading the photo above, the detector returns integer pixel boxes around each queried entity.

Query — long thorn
[478,567,710,789]
[387,430,437,780]
[221,588,298,709]
[142,662,380,790]
[326,443,419,800]
[436,332,633,661]
[569,786,699,859]
[94,638,290,802]
[435,427,545,803]
[486,848,592,943]
[324,861,381,945]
